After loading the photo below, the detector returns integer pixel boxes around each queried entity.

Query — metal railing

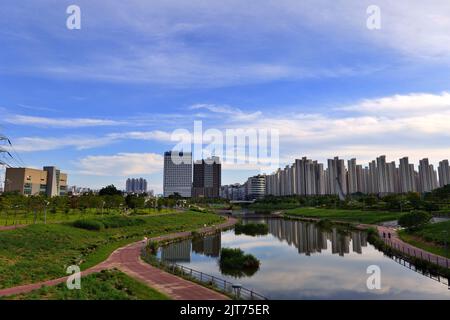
[382,237,450,269]
[142,249,268,300]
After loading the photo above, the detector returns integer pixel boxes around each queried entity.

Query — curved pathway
[0,217,237,299]
[0,225,26,231]
[376,225,450,269]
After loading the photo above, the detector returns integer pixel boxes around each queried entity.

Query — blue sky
[1,1,450,193]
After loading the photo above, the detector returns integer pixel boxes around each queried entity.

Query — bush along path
[0,217,238,300]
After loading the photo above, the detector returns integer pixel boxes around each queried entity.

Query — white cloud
[76,153,163,176]
[5,115,123,128]
[339,92,450,115]
[189,104,262,121]
[11,136,117,152]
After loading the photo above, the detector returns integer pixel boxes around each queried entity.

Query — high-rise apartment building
[163,151,192,198]
[327,157,347,196]
[419,158,439,192]
[399,157,417,193]
[126,178,148,194]
[245,175,266,200]
[438,160,450,187]
[4,166,67,197]
[192,157,221,198]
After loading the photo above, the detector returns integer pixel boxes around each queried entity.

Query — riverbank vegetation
[0,211,224,289]
[234,223,268,236]
[3,269,169,300]
[219,248,260,278]
[284,207,405,224]
[248,185,450,216]
[399,220,450,259]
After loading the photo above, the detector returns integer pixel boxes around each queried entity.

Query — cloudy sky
[1,1,450,192]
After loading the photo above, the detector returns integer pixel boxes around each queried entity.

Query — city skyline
[1,1,450,193]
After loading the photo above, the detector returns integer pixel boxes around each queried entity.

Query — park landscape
[0,184,449,300]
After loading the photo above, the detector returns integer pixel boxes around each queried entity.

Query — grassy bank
[398,221,450,259]
[0,211,224,289]
[284,207,405,224]
[0,208,175,226]
[3,269,169,300]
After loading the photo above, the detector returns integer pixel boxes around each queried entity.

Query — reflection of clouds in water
[168,223,450,299]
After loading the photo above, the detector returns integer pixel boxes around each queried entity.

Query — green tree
[398,210,432,231]
[99,185,122,196]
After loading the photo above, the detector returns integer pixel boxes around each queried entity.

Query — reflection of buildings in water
[161,239,191,262]
[352,232,362,254]
[192,233,221,257]
[265,219,367,257]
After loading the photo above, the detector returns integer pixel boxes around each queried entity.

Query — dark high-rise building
[192,157,221,198]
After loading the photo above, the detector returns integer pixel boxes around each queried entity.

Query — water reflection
[161,233,221,263]
[265,219,367,256]
[158,218,450,299]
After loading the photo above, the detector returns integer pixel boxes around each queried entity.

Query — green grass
[398,220,450,259]
[0,208,175,226]
[284,207,405,224]
[3,269,169,300]
[0,211,224,289]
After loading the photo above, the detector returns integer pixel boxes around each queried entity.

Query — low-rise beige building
[4,166,68,197]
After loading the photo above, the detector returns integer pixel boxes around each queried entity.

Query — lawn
[0,207,175,226]
[398,220,450,259]
[3,269,169,300]
[284,207,405,224]
[0,211,224,289]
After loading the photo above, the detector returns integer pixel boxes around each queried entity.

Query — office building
[192,157,221,198]
[163,151,192,198]
[4,166,67,197]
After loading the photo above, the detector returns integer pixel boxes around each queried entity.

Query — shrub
[219,248,260,278]
[72,219,104,231]
[72,216,145,230]
[100,216,146,229]
[398,210,432,231]
[146,241,159,255]
[234,223,268,236]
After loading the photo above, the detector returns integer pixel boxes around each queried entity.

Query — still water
[157,217,450,299]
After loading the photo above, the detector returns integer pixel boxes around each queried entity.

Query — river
[157,216,450,299]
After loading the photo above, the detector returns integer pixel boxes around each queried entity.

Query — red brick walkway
[376,225,450,269]
[0,217,237,299]
[0,225,26,231]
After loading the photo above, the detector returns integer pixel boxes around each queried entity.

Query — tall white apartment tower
[163,151,192,197]
[347,158,358,194]
[399,157,417,193]
[438,160,450,188]
[418,158,438,192]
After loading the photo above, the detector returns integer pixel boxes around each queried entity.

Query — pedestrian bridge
[230,200,256,204]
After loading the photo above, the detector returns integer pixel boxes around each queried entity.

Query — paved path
[0,217,237,299]
[0,225,26,231]
[377,225,450,269]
